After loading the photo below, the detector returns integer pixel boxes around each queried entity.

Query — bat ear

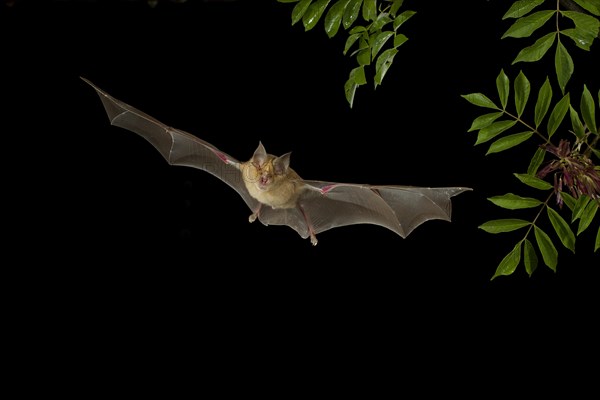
[252,141,267,165]
[273,152,291,175]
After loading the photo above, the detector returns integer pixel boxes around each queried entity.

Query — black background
[4,0,599,388]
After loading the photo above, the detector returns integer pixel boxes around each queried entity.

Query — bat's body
[82,77,471,245]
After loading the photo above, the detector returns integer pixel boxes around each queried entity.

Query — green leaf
[503,0,546,19]
[486,131,534,154]
[374,48,398,86]
[527,147,546,175]
[349,25,367,34]
[512,31,556,64]
[514,71,531,118]
[344,78,359,107]
[561,28,595,51]
[292,0,312,25]
[369,12,393,32]
[561,192,577,211]
[393,33,408,48]
[595,224,600,252]
[547,93,571,138]
[561,11,600,50]
[534,226,558,271]
[488,193,543,209]
[475,120,518,145]
[479,219,531,233]
[572,194,591,221]
[303,0,331,31]
[514,173,553,190]
[357,47,371,65]
[547,206,576,252]
[581,84,598,134]
[325,0,351,38]
[467,111,504,132]
[461,93,499,109]
[523,239,539,276]
[496,69,510,110]
[569,105,586,139]
[278,0,301,3]
[343,0,362,29]
[491,242,522,280]
[534,76,553,128]
[393,10,416,31]
[555,41,574,94]
[362,0,376,21]
[345,66,366,107]
[354,36,369,57]
[502,10,555,38]
[348,65,367,85]
[371,31,394,59]
[573,0,600,16]
[577,200,598,235]
[390,0,404,17]
[343,32,362,54]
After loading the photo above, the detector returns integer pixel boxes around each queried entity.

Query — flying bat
[82,77,471,245]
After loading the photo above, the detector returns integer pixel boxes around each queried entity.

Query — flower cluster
[537,139,600,207]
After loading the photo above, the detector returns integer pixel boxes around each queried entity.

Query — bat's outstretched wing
[82,77,259,212]
[83,77,470,244]
[257,180,471,240]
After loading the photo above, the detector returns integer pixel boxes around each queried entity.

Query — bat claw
[310,234,318,246]
[249,213,258,223]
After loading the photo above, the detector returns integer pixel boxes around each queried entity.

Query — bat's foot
[249,205,262,223]
[310,234,318,246]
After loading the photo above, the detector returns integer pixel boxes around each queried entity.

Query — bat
[82,77,471,245]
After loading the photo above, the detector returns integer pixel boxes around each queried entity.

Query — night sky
[5,0,599,382]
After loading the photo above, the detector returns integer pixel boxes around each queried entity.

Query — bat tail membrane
[258,207,311,239]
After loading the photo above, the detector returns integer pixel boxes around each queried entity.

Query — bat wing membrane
[83,77,471,243]
[82,77,259,212]
[257,180,471,240]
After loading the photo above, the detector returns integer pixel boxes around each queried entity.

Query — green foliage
[492,241,522,280]
[561,10,600,50]
[547,93,570,137]
[461,0,600,279]
[581,85,598,133]
[479,219,531,233]
[501,0,600,94]
[523,239,539,276]
[573,0,600,16]
[488,193,543,209]
[534,77,553,127]
[502,10,555,39]
[279,0,600,280]
[514,172,553,189]
[512,32,556,63]
[555,41,574,94]
[465,68,599,279]
[278,0,415,107]
[534,225,558,271]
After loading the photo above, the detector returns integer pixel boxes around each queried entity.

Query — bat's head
[244,141,291,191]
